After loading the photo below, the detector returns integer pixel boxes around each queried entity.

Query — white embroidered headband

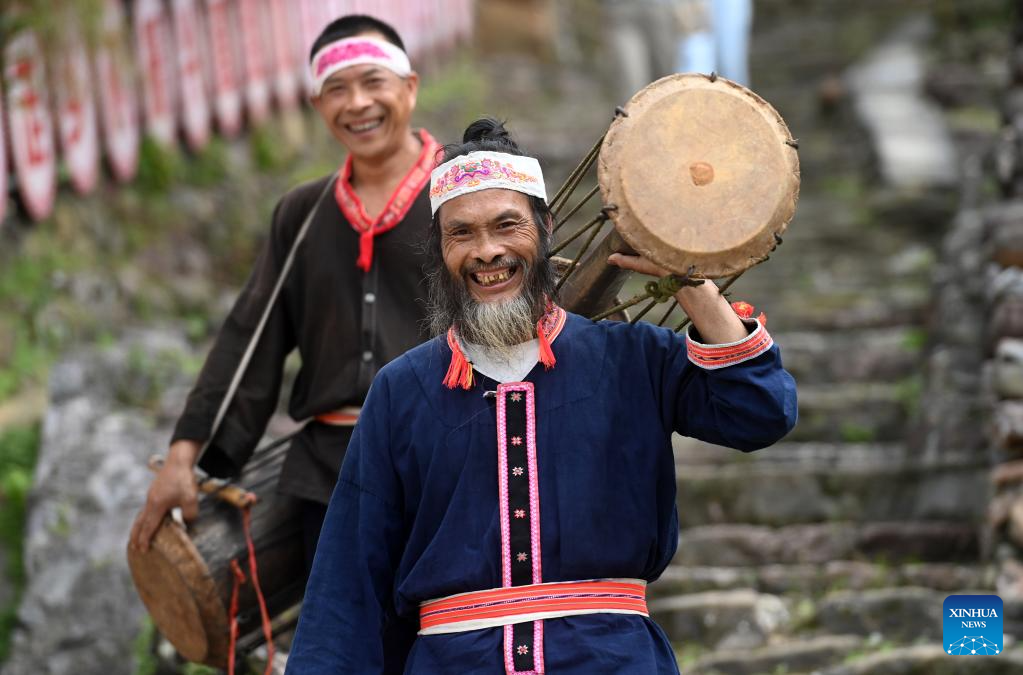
[429,151,547,216]
[311,36,411,95]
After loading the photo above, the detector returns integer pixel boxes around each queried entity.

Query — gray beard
[428,260,547,359]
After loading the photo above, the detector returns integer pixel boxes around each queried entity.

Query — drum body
[127,443,304,667]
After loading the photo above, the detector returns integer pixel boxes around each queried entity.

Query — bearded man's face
[430,188,555,349]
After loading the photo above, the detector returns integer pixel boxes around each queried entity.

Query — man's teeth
[349,120,382,132]
[476,269,511,286]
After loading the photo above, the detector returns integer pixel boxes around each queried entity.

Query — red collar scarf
[444,303,568,390]
[334,129,441,273]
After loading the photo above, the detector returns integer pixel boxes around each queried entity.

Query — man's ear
[405,71,420,108]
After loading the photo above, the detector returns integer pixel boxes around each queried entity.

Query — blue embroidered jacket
[286,312,797,674]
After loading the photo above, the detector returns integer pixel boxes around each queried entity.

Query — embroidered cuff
[686,319,774,370]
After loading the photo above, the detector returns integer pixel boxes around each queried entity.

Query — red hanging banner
[54,33,100,196]
[94,0,140,182]
[135,0,179,146]
[4,31,57,222]
[203,0,244,137]
[298,0,328,96]
[172,0,212,151]
[237,0,272,125]
[268,0,300,108]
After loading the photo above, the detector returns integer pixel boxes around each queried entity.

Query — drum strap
[227,506,274,675]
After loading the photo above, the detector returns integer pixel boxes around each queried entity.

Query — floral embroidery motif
[512,467,524,476]
[516,552,528,562]
[511,436,523,446]
[429,158,538,201]
[517,645,529,656]
[510,392,522,402]
[514,509,526,519]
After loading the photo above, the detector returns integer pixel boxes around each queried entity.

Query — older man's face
[438,189,541,304]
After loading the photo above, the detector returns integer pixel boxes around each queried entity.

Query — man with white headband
[130,15,439,592]
[287,118,797,673]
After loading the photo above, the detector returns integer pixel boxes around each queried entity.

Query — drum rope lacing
[226,504,274,675]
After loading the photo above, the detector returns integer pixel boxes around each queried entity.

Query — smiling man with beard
[286,119,798,674]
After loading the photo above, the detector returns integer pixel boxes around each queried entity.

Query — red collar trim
[443,304,567,390]
[335,129,441,272]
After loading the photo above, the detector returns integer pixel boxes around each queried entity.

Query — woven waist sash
[418,579,648,636]
[314,406,362,427]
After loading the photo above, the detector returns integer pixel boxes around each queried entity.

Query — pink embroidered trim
[686,322,774,370]
[503,622,545,675]
[430,157,540,201]
[497,382,545,675]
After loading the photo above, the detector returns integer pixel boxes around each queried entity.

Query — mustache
[462,256,526,275]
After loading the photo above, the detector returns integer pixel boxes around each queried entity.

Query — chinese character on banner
[54,32,100,196]
[203,0,244,137]
[269,0,300,108]
[135,0,179,147]
[172,0,212,151]
[237,0,272,125]
[94,0,139,182]
[4,31,57,222]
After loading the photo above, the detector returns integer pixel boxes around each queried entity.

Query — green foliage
[0,425,41,663]
[132,618,158,675]
[186,138,231,188]
[839,422,876,443]
[416,55,489,130]
[137,138,186,195]
[180,663,220,675]
[251,125,289,172]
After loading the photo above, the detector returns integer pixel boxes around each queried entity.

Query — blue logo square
[943,594,1003,656]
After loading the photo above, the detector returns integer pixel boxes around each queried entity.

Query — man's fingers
[180,493,199,522]
[607,253,666,277]
[135,507,164,552]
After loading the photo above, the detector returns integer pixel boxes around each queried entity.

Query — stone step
[812,587,948,643]
[651,561,995,598]
[648,589,790,651]
[674,440,904,466]
[785,382,914,443]
[686,635,864,675]
[772,328,922,384]
[820,645,1023,675]
[674,522,980,567]
[675,447,988,527]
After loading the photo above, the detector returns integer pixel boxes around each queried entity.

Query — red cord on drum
[227,506,275,675]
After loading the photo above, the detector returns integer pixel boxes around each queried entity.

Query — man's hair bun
[462,117,514,147]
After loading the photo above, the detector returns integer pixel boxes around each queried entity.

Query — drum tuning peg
[614,106,630,118]
[708,72,718,82]
[785,138,799,149]
[600,203,619,219]
[774,233,784,246]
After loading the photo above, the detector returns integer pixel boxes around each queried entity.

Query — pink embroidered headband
[311,36,411,95]
[429,151,547,216]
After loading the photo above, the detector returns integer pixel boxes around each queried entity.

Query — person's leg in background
[713,0,753,85]
[675,0,717,75]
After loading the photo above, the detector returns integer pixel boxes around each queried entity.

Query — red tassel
[537,319,556,370]
[357,229,374,273]
[444,330,475,390]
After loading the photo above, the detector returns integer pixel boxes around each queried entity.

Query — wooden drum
[127,444,304,668]
[598,73,800,279]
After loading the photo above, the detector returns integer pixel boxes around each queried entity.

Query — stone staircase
[642,2,1011,672]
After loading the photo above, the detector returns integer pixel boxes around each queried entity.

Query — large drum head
[599,74,800,278]
[127,520,231,666]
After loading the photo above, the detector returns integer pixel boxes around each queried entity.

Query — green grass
[0,425,41,663]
